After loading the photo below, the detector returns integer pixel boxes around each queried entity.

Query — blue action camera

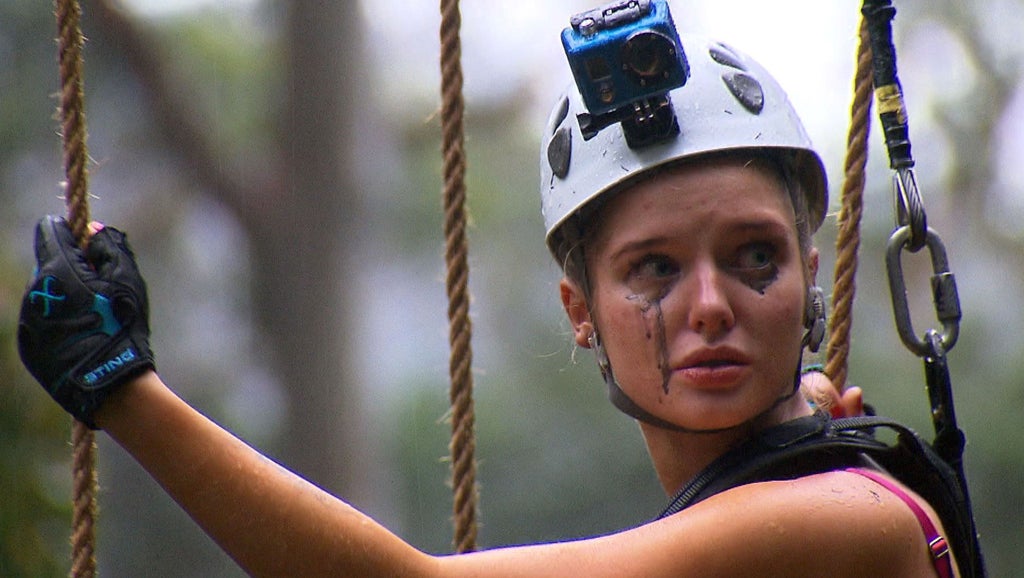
[562,0,689,118]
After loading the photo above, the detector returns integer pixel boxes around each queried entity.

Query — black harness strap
[656,413,985,577]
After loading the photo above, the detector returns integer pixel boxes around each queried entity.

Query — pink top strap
[845,467,954,578]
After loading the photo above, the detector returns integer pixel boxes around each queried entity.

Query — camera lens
[620,30,675,86]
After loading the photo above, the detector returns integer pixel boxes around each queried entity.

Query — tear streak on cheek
[629,293,672,395]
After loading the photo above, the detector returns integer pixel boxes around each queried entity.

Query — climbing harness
[656,412,981,578]
[54,0,98,576]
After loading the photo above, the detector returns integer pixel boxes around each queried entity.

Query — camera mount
[562,0,688,148]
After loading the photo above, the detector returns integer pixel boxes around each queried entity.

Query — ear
[560,277,594,348]
[806,246,820,285]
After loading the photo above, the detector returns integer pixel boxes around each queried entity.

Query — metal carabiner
[885,225,962,358]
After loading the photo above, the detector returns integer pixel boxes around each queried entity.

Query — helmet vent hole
[548,95,570,134]
[709,44,746,71]
[547,126,573,179]
[722,71,764,114]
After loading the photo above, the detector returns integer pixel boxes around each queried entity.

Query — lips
[674,347,751,388]
[678,347,750,369]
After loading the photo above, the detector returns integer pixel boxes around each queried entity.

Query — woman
[18,30,959,578]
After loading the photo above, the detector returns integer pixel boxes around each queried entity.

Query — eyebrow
[605,236,670,264]
[604,216,792,263]
[726,218,791,238]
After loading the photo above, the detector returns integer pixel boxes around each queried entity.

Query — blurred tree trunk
[253,0,370,500]
[94,0,371,501]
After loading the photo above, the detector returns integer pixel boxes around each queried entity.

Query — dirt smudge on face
[628,291,673,395]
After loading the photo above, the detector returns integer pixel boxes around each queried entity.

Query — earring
[588,331,612,377]
[804,286,827,353]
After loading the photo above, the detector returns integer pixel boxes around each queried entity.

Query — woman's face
[568,156,813,432]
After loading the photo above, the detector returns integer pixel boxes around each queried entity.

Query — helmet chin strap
[590,332,806,435]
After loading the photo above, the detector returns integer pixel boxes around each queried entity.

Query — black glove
[18,216,155,428]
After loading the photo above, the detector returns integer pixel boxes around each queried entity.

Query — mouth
[689,359,738,368]
[678,347,749,369]
[674,348,750,388]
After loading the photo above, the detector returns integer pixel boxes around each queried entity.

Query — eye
[732,242,780,292]
[633,254,678,279]
[735,242,775,271]
[627,254,679,297]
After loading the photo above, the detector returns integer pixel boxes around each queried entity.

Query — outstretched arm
[97,370,439,577]
[97,372,939,578]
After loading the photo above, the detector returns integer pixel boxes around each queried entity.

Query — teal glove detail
[18,216,155,428]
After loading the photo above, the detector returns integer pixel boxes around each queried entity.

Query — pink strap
[845,468,953,578]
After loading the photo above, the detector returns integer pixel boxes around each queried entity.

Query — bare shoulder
[442,471,948,578]
[647,470,944,577]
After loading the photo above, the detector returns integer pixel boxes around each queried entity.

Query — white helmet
[540,35,828,259]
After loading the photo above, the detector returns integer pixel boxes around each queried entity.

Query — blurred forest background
[1,0,1022,575]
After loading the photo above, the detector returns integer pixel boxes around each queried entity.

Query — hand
[18,216,154,428]
[800,370,864,418]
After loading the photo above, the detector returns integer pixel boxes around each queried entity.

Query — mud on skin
[627,259,780,396]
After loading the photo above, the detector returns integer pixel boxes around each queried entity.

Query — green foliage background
[2,1,1022,576]
[1,256,68,577]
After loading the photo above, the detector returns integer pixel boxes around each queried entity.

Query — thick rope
[439,0,479,554]
[55,0,98,576]
[56,0,91,238]
[825,17,873,392]
[56,0,98,574]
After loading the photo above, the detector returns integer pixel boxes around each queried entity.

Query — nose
[684,261,735,341]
